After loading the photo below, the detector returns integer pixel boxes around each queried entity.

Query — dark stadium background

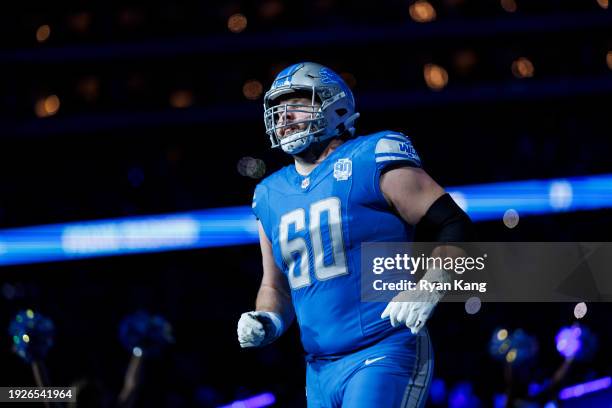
[1,0,611,406]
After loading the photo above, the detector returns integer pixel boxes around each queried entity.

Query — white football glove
[380,269,450,334]
[237,311,283,348]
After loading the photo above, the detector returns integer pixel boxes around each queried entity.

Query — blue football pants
[306,328,434,408]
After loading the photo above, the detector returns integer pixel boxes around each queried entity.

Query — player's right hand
[237,311,282,348]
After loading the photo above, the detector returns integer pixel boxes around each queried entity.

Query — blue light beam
[0,174,611,266]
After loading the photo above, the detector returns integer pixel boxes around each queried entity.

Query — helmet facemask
[264,88,327,155]
[263,62,360,155]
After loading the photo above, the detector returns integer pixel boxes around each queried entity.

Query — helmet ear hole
[335,108,348,117]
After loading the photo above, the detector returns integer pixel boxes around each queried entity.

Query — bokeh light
[36,25,51,43]
[237,157,266,179]
[169,90,194,108]
[501,0,517,13]
[243,80,264,100]
[35,95,61,118]
[119,8,144,27]
[424,64,449,90]
[503,209,519,228]
[512,57,535,78]
[506,348,517,363]
[259,0,284,19]
[454,50,477,75]
[68,12,92,33]
[228,13,248,33]
[556,325,582,358]
[465,297,482,315]
[574,302,587,319]
[409,1,437,23]
[77,77,100,102]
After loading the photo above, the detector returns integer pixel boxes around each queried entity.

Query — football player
[238,62,473,407]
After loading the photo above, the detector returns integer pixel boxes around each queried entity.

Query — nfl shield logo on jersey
[333,158,352,181]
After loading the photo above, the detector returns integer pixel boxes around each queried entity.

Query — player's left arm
[379,166,475,332]
[380,166,444,225]
[380,165,472,253]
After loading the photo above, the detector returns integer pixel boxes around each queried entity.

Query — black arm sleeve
[414,193,476,243]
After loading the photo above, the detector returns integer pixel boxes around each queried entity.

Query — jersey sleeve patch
[374,134,422,168]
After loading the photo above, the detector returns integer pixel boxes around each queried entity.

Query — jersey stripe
[375,152,417,159]
[381,135,409,143]
[375,155,420,163]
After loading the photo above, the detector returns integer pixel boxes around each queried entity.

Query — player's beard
[293,137,333,162]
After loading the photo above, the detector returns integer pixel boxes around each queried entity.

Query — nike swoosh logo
[364,356,386,366]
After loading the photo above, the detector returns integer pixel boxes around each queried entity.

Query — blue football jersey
[252,131,422,357]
